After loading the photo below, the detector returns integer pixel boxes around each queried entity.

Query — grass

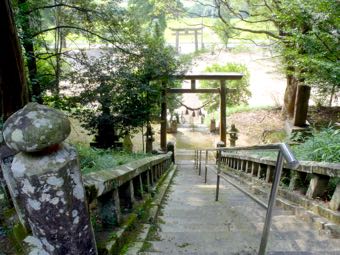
[76,144,151,174]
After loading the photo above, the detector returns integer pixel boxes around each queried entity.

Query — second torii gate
[160,73,243,150]
[170,27,204,52]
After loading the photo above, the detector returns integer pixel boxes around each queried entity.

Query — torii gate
[160,73,244,150]
[170,27,204,52]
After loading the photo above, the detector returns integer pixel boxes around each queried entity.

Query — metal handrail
[194,143,299,255]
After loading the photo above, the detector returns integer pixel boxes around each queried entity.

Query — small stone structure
[2,103,97,254]
[144,124,154,153]
[227,124,239,147]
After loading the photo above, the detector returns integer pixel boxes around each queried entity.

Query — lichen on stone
[3,103,71,152]
[28,198,41,210]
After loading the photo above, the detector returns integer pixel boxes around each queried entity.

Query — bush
[292,127,340,163]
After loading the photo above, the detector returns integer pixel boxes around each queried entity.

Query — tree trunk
[18,0,42,103]
[0,0,28,120]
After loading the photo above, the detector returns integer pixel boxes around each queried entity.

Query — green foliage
[215,0,339,106]
[277,0,340,105]
[67,18,187,147]
[185,1,218,18]
[292,127,340,163]
[76,144,150,174]
[199,63,251,112]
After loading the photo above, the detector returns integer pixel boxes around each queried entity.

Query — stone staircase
[138,152,340,255]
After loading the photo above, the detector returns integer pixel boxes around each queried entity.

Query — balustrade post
[146,170,151,192]
[306,174,330,199]
[289,171,306,191]
[2,103,97,254]
[265,165,274,183]
[216,141,225,164]
[139,175,144,198]
[113,189,122,224]
[330,184,340,211]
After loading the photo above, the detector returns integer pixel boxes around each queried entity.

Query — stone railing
[83,152,172,227]
[220,152,340,224]
[0,103,174,254]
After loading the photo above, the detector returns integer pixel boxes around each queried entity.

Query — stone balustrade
[83,152,172,227]
[220,152,340,224]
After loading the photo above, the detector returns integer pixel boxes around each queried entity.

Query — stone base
[285,119,310,135]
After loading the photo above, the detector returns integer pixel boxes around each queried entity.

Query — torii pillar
[220,80,227,144]
[160,87,167,151]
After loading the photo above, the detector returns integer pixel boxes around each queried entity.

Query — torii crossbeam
[160,72,243,150]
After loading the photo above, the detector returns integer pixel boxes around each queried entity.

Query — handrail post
[258,151,284,255]
[195,150,198,169]
[215,152,222,201]
[194,150,197,169]
[204,150,208,183]
[199,150,202,175]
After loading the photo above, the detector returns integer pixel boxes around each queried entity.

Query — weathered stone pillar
[306,174,330,199]
[210,119,216,133]
[2,103,97,254]
[289,171,306,191]
[265,165,274,183]
[167,141,175,163]
[216,141,225,163]
[330,184,340,211]
[293,85,311,127]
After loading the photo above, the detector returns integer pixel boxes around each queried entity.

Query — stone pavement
[141,152,340,255]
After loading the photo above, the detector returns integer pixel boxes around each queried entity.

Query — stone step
[139,161,340,255]
[145,238,340,255]
[140,252,340,255]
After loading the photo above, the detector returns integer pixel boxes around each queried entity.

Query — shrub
[292,127,340,163]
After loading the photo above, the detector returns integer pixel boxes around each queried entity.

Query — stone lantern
[228,124,239,147]
[144,123,154,153]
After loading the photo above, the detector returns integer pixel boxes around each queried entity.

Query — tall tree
[214,0,339,116]
[0,0,28,120]
[18,0,42,103]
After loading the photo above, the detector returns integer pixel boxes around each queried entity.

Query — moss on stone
[8,223,28,254]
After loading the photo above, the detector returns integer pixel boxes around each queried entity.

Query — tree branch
[230,25,281,40]
[26,3,98,15]
[32,25,139,56]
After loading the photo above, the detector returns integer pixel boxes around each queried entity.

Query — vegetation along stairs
[136,149,340,255]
